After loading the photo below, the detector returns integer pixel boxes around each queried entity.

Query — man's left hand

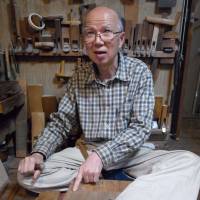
[73,152,103,191]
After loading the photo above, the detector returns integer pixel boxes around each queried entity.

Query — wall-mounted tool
[69,8,81,53]
[145,12,181,81]
[157,0,177,8]
[9,0,21,49]
[61,22,71,53]
[41,16,63,53]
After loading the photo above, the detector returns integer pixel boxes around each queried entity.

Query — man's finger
[94,173,99,183]
[73,170,83,191]
[33,170,41,181]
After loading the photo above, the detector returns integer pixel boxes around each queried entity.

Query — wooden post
[15,80,27,157]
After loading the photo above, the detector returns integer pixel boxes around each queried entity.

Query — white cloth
[0,160,9,191]
[18,148,200,200]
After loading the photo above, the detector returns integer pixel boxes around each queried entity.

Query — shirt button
[104,123,110,129]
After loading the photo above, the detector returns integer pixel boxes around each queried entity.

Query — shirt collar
[87,52,131,84]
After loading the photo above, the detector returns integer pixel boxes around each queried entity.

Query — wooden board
[27,84,43,113]
[154,96,163,120]
[37,180,131,200]
[160,104,168,125]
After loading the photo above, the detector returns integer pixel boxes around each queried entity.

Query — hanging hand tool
[9,0,21,48]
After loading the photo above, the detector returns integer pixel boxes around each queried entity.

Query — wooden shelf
[15,51,87,62]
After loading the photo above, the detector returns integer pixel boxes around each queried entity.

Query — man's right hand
[18,153,44,181]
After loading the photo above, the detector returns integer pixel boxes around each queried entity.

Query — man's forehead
[85,19,115,28]
[85,9,118,24]
[85,12,118,28]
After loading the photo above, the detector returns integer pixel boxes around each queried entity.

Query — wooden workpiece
[27,84,43,113]
[37,180,131,200]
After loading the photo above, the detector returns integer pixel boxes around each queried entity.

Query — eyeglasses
[83,30,122,43]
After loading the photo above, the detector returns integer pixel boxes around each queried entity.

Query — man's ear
[118,32,125,48]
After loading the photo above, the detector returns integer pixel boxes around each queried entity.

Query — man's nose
[94,34,104,44]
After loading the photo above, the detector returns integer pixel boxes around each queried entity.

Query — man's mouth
[94,51,107,55]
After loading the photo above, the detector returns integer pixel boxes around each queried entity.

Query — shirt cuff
[31,150,47,160]
[93,142,114,168]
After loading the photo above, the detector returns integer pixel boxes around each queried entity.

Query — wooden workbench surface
[37,180,131,200]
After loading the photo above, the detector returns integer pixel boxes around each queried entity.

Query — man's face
[84,9,125,67]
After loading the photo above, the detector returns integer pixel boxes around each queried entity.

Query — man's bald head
[84,6,124,32]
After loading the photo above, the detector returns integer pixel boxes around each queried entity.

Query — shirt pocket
[115,101,132,133]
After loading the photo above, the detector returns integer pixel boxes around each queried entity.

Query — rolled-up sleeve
[32,77,79,159]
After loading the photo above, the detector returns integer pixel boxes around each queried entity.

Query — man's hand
[18,153,44,181]
[73,152,103,191]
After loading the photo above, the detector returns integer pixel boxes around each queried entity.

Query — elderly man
[18,6,200,200]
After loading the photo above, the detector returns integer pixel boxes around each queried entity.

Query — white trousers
[18,147,200,200]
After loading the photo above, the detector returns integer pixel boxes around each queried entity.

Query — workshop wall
[0,0,184,101]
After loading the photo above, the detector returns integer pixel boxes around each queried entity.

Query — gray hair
[117,13,125,32]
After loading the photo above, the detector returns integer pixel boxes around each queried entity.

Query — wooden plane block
[151,51,175,58]
[42,95,58,120]
[154,96,163,120]
[125,20,133,41]
[150,25,159,53]
[145,16,175,26]
[27,84,43,113]
[31,112,45,147]
[70,25,80,42]
[145,12,181,27]
[163,31,179,39]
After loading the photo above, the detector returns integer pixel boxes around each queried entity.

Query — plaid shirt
[33,53,154,168]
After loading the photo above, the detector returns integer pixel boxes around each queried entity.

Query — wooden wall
[0,0,184,100]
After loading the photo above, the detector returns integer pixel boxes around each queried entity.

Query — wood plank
[27,84,43,113]
[31,112,45,148]
[160,104,168,125]
[42,95,58,120]
[154,96,163,120]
